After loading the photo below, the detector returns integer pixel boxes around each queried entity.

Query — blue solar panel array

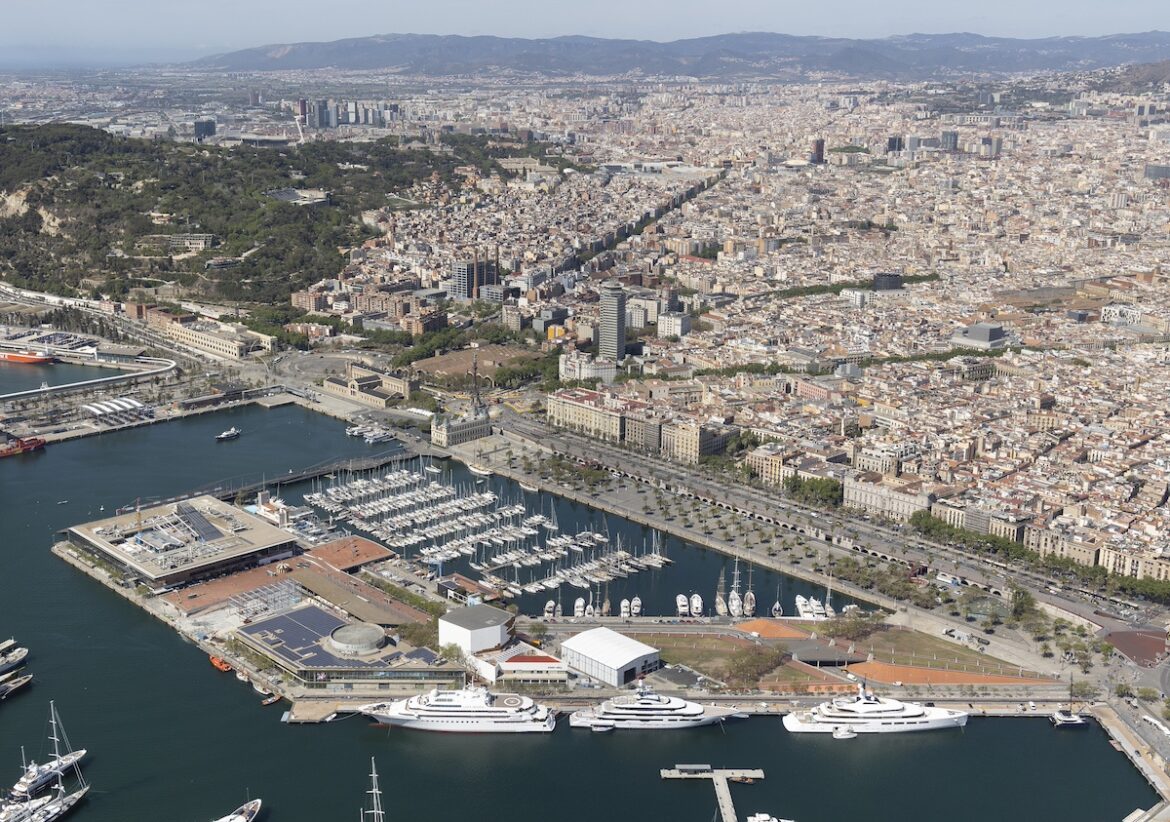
[240,605,404,670]
[176,502,223,543]
[404,647,438,664]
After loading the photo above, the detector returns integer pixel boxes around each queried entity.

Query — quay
[661,765,765,822]
[183,443,446,504]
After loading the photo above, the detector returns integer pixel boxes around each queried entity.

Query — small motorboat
[832,726,858,740]
[1051,709,1089,728]
[209,655,233,673]
[261,694,282,706]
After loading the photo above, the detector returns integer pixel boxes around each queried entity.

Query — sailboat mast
[368,757,385,822]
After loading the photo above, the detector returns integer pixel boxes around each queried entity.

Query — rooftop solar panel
[176,501,223,543]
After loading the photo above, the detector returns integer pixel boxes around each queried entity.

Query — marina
[0,403,1163,821]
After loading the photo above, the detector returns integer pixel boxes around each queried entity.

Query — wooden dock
[661,765,765,822]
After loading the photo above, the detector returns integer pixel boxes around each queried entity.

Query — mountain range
[190,31,1170,78]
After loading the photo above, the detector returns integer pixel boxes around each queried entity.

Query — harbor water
[0,361,127,395]
[0,404,1159,821]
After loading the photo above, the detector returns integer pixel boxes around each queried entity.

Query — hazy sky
[2,0,1167,65]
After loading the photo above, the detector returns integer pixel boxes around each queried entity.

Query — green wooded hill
[0,125,472,302]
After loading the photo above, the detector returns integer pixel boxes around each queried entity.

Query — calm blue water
[0,361,126,394]
[0,404,1158,822]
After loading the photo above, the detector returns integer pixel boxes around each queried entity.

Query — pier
[661,765,765,822]
[173,442,447,505]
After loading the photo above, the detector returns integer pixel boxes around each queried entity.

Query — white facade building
[438,605,513,655]
[559,351,618,384]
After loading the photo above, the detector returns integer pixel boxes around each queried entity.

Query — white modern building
[559,350,618,383]
[559,627,660,687]
[438,605,513,655]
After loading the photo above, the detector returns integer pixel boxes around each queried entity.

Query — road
[496,407,1144,635]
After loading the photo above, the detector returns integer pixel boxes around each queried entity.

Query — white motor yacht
[359,687,556,733]
[783,684,968,734]
[569,682,742,731]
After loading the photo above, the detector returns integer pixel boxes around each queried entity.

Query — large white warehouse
[560,627,660,687]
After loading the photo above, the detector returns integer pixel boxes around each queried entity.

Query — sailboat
[771,581,783,618]
[362,757,386,822]
[727,558,744,618]
[714,568,729,617]
[543,505,559,532]
[824,572,837,618]
[743,564,757,618]
[6,702,89,822]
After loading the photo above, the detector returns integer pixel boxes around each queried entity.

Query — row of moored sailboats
[670,558,857,621]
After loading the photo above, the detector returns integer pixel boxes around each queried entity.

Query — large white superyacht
[569,682,742,731]
[358,686,556,733]
[783,683,968,734]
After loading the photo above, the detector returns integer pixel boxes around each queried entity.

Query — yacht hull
[782,710,968,733]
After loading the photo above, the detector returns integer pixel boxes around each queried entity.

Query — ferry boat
[358,686,557,733]
[1051,709,1089,728]
[212,799,262,822]
[0,437,46,459]
[0,351,54,365]
[569,681,743,731]
[215,427,241,442]
[783,684,968,734]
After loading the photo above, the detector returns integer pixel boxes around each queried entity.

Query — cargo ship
[0,350,54,365]
[0,437,46,459]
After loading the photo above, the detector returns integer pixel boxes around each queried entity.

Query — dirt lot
[855,626,1044,678]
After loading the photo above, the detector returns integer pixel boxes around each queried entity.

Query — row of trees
[908,510,1170,604]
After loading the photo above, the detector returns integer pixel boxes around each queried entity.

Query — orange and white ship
[0,437,46,458]
[0,350,54,364]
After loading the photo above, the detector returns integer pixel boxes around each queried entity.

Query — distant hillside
[189,30,1170,78]
[1093,59,1170,91]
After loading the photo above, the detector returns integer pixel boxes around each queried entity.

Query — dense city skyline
[2,0,1168,67]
